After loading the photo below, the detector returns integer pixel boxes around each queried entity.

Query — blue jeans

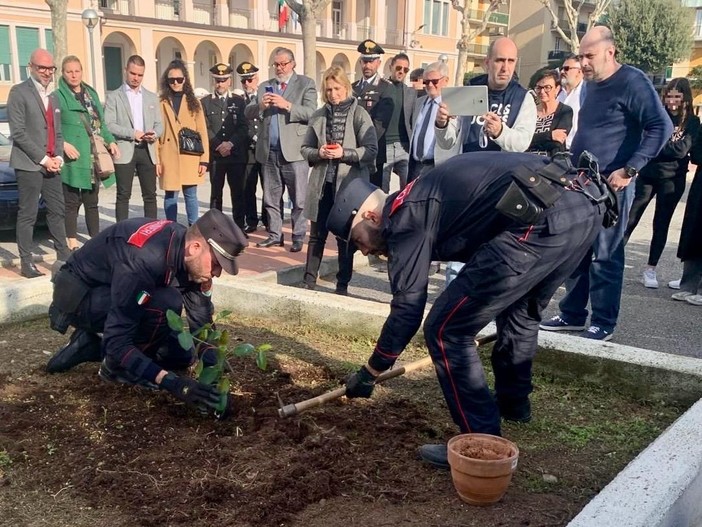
[558,182,636,333]
[164,185,199,225]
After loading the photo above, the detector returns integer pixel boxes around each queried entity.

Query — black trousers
[209,159,247,230]
[15,168,69,263]
[423,191,602,435]
[303,182,355,288]
[114,146,157,222]
[370,161,384,188]
[63,183,99,238]
[624,175,686,266]
[244,161,263,228]
[74,285,192,371]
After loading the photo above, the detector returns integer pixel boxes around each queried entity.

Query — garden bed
[0,316,693,527]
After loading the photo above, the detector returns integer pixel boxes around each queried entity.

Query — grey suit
[244,73,317,243]
[103,85,163,221]
[8,78,70,264]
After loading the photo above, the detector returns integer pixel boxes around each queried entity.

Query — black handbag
[178,127,204,156]
[171,100,205,156]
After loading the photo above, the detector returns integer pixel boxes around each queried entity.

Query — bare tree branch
[452,0,501,85]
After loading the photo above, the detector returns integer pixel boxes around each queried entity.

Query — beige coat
[157,97,209,191]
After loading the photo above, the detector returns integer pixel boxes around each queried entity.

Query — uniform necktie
[415,99,432,161]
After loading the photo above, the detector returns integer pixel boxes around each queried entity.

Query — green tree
[688,65,702,90]
[535,0,611,51]
[608,0,694,74]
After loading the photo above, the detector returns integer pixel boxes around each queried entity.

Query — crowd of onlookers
[6,27,702,341]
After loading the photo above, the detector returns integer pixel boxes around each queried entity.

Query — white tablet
[441,86,489,116]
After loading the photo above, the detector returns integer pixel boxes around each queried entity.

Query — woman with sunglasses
[527,70,572,158]
[157,59,209,225]
[300,65,377,294]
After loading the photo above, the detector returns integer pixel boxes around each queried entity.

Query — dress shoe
[290,240,303,253]
[335,285,348,296]
[418,444,450,470]
[244,225,257,234]
[256,236,284,248]
[46,329,102,373]
[497,396,532,423]
[20,261,45,279]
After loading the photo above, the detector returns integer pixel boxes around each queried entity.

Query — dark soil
[0,316,690,527]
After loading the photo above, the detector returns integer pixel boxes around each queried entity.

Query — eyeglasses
[271,60,292,68]
[31,63,57,74]
[561,66,581,72]
[423,78,443,86]
[241,77,255,83]
[395,66,410,73]
[168,77,185,85]
[534,85,554,92]
[214,78,229,84]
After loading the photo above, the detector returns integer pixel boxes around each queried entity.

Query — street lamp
[438,54,449,63]
[81,9,99,86]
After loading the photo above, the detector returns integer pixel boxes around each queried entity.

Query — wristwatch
[623,166,638,179]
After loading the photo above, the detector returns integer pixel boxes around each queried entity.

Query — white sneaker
[686,295,702,306]
[672,291,694,301]
[668,279,681,290]
[642,268,658,289]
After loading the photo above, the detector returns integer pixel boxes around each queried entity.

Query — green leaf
[256,343,272,353]
[215,309,232,321]
[198,365,222,385]
[214,390,229,414]
[217,377,230,394]
[166,310,184,332]
[256,349,268,371]
[177,331,194,351]
[199,329,209,342]
[220,330,229,346]
[234,343,255,357]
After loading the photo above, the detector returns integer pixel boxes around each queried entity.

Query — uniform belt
[135,141,148,149]
[420,159,435,166]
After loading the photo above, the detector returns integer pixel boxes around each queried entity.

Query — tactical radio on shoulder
[495,151,618,228]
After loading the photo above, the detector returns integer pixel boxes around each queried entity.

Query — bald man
[8,48,71,278]
[435,37,537,285]
[540,25,671,341]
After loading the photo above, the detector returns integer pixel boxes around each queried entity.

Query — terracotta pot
[447,433,519,506]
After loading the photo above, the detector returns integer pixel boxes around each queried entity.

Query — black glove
[160,372,221,411]
[345,366,377,398]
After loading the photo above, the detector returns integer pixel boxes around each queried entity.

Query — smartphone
[265,85,274,94]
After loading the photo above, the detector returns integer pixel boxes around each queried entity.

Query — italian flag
[279,0,289,31]
[136,291,151,306]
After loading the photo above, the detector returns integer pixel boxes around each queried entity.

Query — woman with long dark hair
[157,59,209,225]
[300,65,377,294]
[624,77,700,288]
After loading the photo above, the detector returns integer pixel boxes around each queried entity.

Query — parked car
[0,132,46,230]
[0,104,9,138]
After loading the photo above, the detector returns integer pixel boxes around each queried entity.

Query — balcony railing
[465,43,490,56]
[551,18,587,33]
[467,9,509,26]
[192,0,213,24]
[357,25,372,40]
[548,49,569,61]
[229,8,252,29]
[99,0,133,15]
[386,29,403,46]
[155,1,179,21]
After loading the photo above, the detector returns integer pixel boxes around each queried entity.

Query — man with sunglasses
[380,53,416,192]
[557,54,586,150]
[7,47,72,278]
[236,62,267,234]
[201,63,249,231]
[352,40,393,189]
[45,209,247,416]
[409,61,449,181]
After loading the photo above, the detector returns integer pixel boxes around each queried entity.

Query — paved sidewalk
[0,180,336,281]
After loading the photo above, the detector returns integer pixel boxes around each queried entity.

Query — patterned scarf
[324,97,354,183]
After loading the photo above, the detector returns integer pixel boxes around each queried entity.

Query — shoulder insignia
[390,177,419,216]
[127,219,172,248]
[136,290,151,305]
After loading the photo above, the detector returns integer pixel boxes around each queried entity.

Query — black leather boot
[46,329,102,373]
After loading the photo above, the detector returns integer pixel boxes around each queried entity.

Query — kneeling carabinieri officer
[327,151,613,469]
[46,209,247,414]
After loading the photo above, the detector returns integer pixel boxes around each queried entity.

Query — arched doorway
[315,51,326,90]
[193,40,221,92]
[102,31,136,91]
[228,43,255,91]
[331,52,352,80]
[155,36,187,81]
